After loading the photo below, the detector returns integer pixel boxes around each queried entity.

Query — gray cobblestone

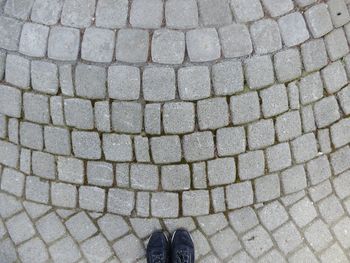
[251,19,281,55]
[81,27,115,63]
[280,165,307,194]
[289,247,318,263]
[274,48,301,82]
[151,136,181,164]
[322,60,347,93]
[305,219,333,252]
[330,145,350,174]
[245,55,274,89]
[23,93,49,124]
[130,0,163,29]
[318,128,332,154]
[75,64,106,99]
[261,0,293,17]
[278,12,309,47]
[14,239,40,262]
[32,151,55,179]
[5,0,34,20]
[1,168,24,197]
[61,0,95,28]
[254,174,280,202]
[338,85,350,115]
[325,28,349,61]
[164,218,196,233]
[331,118,350,148]
[97,214,129,241]
[131,164,159,190]
[0,85,22,118]
[66,211,97,242]
[116,163,130,188]
[258,201,288,231]
[112,102,142,133]
[72,131,101,160]
[192,162,207,189]
[276,111,302,142]
[20,148,30,174]
[6,212,35,244]
[242,226,273,258]
[230,0,264,23]
[94,101,111,132]
[25,176,49,203]
[163,102,195,134]
[57,156,84,184]
[49,236,81,263]
[211,187,226,212]
[0,16,22,51]
[197,213,227,236]
[113,234,144,262]
[143,67,175,102]
[58,64,74,96]
[152,29,185,64]
[328,0,350,27]
[320,243,348,263]
[219,23,252,58]
[217,127,246,156]
[183,131,214,162]
[134,136,150,162]
[318,194,344,223]
[182,190,209,216]
[5,54,30,89]
[238,150,265,180]
[314,96,340,128]
[115,29,149,63]
[207,157,235,186]
[48,26,80,61]
[211,228,241,260]
[51,182,77,208]
[79,186,105,212]
[64,98,93,129]
[165,0,198,29]
[95,0,128,28]
[230,92,260,124]
[291,133,318,163]
[81,234,113,263]
[19,23,49,57]
[261,84,288,118]
[266,142,292,172]
[108,189,134,216]
[108,65,140,100]
[226,181,254,209]
[8,118,19,144]
[103,134,133,162]
[289,197,317,227]
[301,39,328,72]
[87,161,113,187]
[186,28,220,62]
[145,104,161,135]
[248,119,275,150]
[161,164,190,191]
[151,192,179,218]
[31,61,58,94]
[304,4,333,38]
[301,105,316,133]
[178,66,211,100]
[20,121,43,150]
[36,212,65,243]
[273,222,302,254]
[50,96,64,126]
[197,97,229,130]
[31,0,63,25]
[212,60,243,95]
[44,126,70,155]
[198,0,232,27]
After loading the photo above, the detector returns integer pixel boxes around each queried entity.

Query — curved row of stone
[2,169,350,262]
[1,139,350,217]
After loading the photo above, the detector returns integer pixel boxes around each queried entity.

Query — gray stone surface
[183,131,214,162]
[0,85,22,118]
[143,67,176,102]
[322,60,347,93]
[102,134,133,162]
[19,23,49,57]
[72,131,101,160]
[207,157,236,186]
[31,61,58,94]
[57,157,84,184]
[250,19,281,55]
[0,16,22,51]
[31,0,63,25]
[182,190,209,216]
[130,0,163,29]
[75,64,106,99]
[226,181,253,209]
[44,127,71,155]
[151,136,181,164]
[291,133,318,163]
[247,119,275,150]
[61,0,95,28]
[261,0,293,17]
[278,12,309,47]
[212,60,243,95]
[301,39,328,73]
[165,0,198,29]
[230,92,260,124]
[216,127,246,156]
[304,3,333,38]
[280,165,307,194]
[254,174,280,202]
[163,102,195,134]
[161,164,191,191]
[266,142,292,172]
[230,0,264,22]
[64,98,94,130]
[314,96,340,128]
[131,164,159,190]
[274,48,301,82]
[219,23,252,58]
[95,0,128,28]
[112,102,142,133]
[48,26,80,61]
[238,150,265,180]
[186,28,220,62]
[197,97,229,130]
[325,28,349,61]
[245,55,274,89]
[5,54,30,89]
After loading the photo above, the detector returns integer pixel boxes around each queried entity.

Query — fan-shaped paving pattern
[1,0,350,261]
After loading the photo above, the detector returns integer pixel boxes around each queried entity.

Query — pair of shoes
[147,229,194,263]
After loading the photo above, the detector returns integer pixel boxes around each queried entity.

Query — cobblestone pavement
[1,0,350,262]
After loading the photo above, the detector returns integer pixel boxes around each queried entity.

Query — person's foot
[147,231,169,263]
[171,229,195,263]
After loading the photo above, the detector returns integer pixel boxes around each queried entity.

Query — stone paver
[0,1,350,262]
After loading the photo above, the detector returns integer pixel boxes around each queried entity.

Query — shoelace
[151,252,164,263]
[176,249,190,263]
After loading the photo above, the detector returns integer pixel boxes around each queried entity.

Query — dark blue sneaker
[147,231,169,263]
[171,229,195,263]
